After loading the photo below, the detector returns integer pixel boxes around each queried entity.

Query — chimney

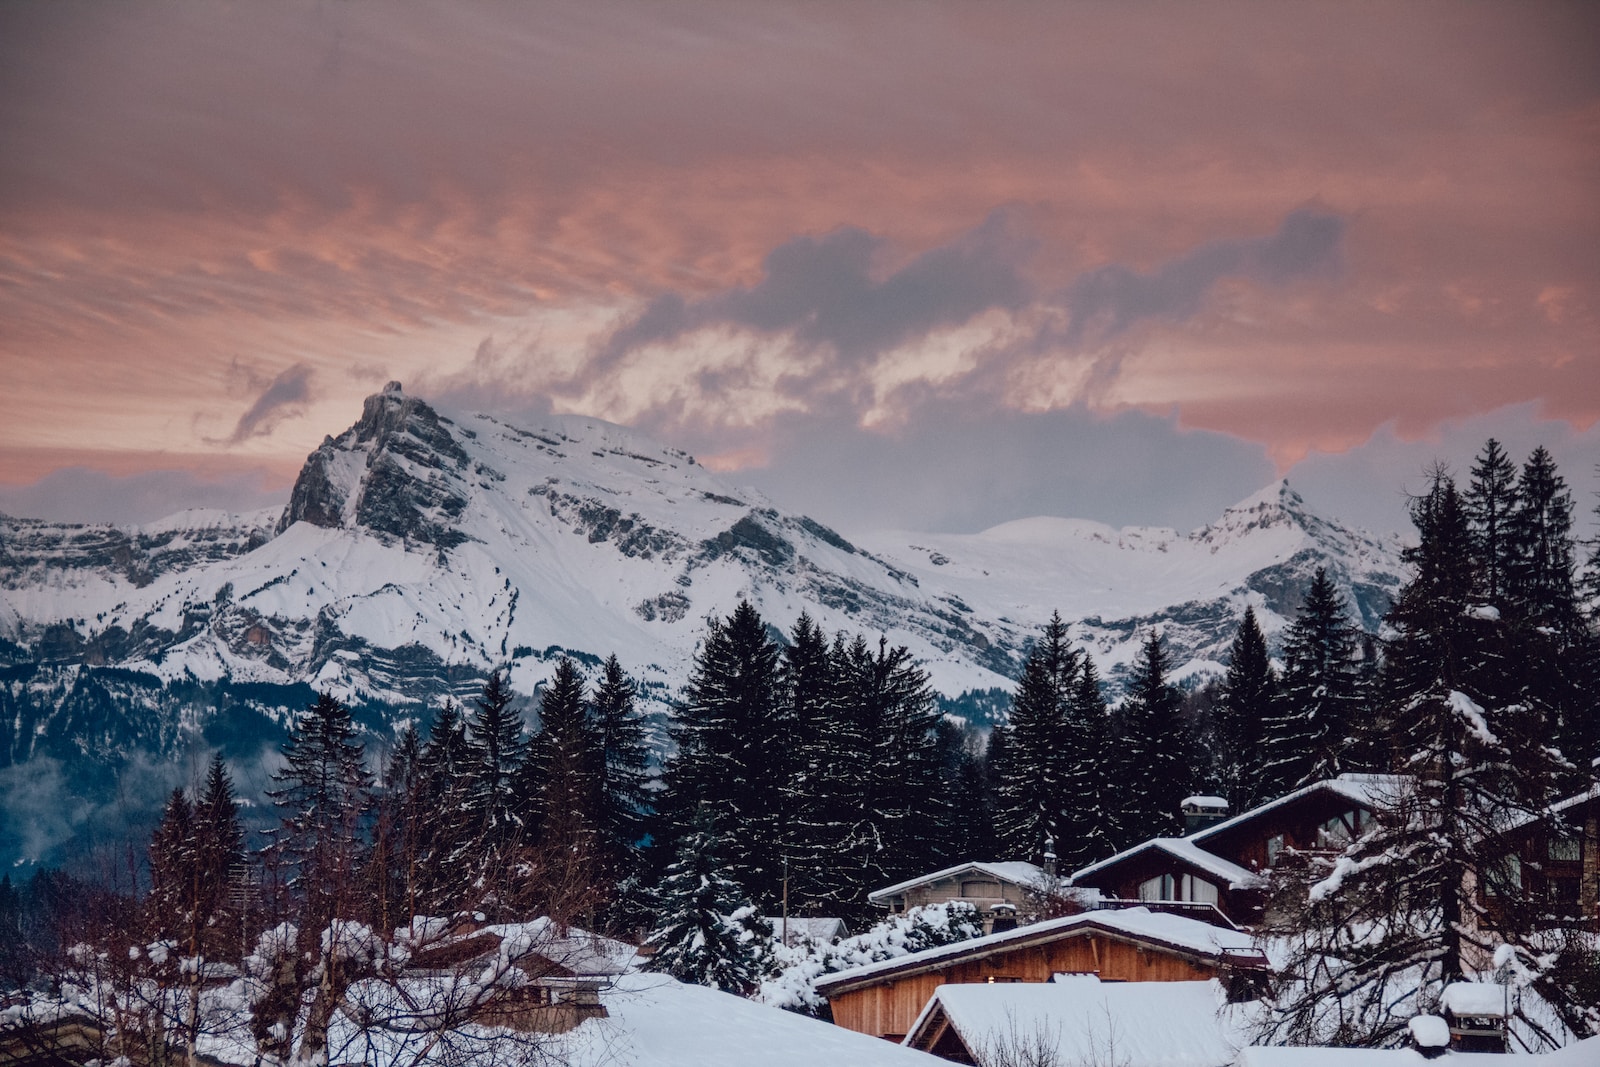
[1042,835,1057,882]
[1181,796,1229,835]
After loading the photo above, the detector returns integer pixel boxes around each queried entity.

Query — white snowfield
[1234,1034,1600,1066]
[0,385,1405,708]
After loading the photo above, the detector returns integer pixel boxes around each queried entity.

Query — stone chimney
[1042,835,1057,882]
[1181,796,1229,836]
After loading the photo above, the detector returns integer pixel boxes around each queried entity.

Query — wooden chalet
[1069,774,1406,928]
[407,918,637,1033]
[867,861,1055,933]
[1477,782,1600,931]
[816,906,1268,1042]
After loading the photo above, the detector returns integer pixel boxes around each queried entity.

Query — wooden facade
[868,861,1049,933]
[818,911,1264,1041]
[1069,774,1399,928]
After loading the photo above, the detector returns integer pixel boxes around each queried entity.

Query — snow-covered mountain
[0,383,1405,864]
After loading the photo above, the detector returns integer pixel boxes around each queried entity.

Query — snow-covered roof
[425,919,638,977]
[554,972,947,1066]
[907,975,1254,1067]
[1069,835,1264,891]
[1188,774,1410,848]
[761,916,850,944]
[1183,795,1230,809]
[816,907,1262,995]
[1440,981,1512,1018]
[868,860,1050,902]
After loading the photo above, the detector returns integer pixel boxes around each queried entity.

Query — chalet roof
[816,907,1263,997]
[1188,774,1409,849]
[761,916,850,945]
[867,860,1051,903]
[1069,835,1265,890]
[412,918,638,978]
[906,976,1253,1067]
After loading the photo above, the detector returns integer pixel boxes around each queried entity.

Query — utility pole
[781,854,789,947]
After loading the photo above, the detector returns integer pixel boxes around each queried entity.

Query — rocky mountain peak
[276,383,471,547]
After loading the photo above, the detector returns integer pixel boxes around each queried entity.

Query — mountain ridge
[0,385,1406,866]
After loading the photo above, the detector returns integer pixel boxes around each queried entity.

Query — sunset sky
[1,2,1596,536]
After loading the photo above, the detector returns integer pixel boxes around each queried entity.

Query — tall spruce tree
[1262,472,1569,1046]
[1505,448,1592,782]
[459,671,528,869]
[1056,651,1114,868]
[498,658,598,920]
[662,601,786,903]
[1465,438,1519,604]
[1215,607,1278,811]
[265,692,373,931]
[994,612,1079,862]
[1111,631,1192,845]
[589,654,651,910]
[775,612,849,909]
[860,636,945,887]
[1261,568,1365,795]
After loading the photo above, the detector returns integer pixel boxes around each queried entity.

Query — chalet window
[961,879,1003,897]
[1316,809,1369,847]
[1548,836,1580,862]
[1138,874,1174,901]
[1136,873,1216,903]
[1266,834,1284,866]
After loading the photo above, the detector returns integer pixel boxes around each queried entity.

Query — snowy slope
[859,480,1403,684]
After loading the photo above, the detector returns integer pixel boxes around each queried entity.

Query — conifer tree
[1261,568,1365,795]
[1262,472,1570,1046]
[662,601,786,903]
[1056,651,1114,868]
[147,787,196,935]
[369,724,423,927]
[1504,448,1592,781]
[265,691,373,930]
[460,670,528,866]
[994,612,1078,862]
[1465,438,1519,604]
[524,659,601,921]
[590,654,651,908]
[1215,607,1277,811]
[863,637,945,884]
[1111,631,1192,845]
[411,700,471,911]
[775,613,848,908]
[643,812,768,995]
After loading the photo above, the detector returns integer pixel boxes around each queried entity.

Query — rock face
[0,385,1407,867]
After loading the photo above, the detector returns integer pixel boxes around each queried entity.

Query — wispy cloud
[226,363,314,443]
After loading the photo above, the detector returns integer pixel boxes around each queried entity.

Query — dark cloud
[584,209,1036,386]
[227,362,314,443]
[1060,208,1345,345]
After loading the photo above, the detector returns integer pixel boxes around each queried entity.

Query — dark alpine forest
[4,439,1599,1058]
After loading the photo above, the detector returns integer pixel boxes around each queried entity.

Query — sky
[1,1,1596,537]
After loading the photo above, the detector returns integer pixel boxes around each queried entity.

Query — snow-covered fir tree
[1465,438,1519,604]
[644,812,771,995]
[1260,568,1366,795]
[660,600,787,904]
[1111,630,1193,846]
[1262,472,1574,1047]
[589,653,652,921]
[994,612,1079,862]
[1214,606,1278,812]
